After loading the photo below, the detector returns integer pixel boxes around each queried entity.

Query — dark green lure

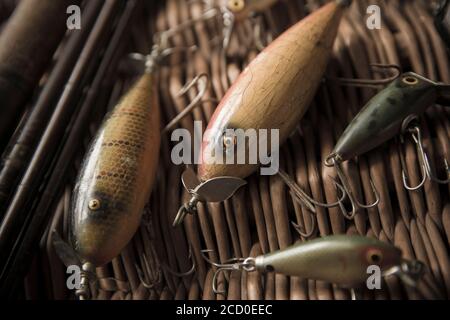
[331,72,450,162]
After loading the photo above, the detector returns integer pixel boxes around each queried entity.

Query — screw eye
[227,0,245,12]
[88,199,101,211]
[402,76,419,85]
[367,249,383,264]
[223,134,237,149]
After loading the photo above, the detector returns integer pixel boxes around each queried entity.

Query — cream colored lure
[71,72,160,266]
[174,1,351,227]
[199,0,350,181]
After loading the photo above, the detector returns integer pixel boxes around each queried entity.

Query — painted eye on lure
[366,248,383,265]
[88,199,101,211]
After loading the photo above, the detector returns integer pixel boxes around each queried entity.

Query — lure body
[71,73,160,266]
[199,1,347,181]
[255,235,402,286]
[332,73,446,162]
[221,0,277,21]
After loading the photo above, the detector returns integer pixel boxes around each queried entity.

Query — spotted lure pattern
[71,73,160,266]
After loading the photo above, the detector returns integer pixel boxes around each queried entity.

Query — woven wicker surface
[24,0,450,300]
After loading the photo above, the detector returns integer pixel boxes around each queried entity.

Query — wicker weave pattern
[27,0,450,300]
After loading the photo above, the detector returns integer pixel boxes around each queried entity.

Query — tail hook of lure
[277,168,347,212]
[324,155,380,220]
[399,116,450,190]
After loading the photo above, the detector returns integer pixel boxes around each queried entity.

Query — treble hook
[277,168,347,212]
[324,156,380,220]
[200,249,256,295]
[399,116,449,190]
[382,259,425,288]
[162,73,210,134]
[326,64,402,89]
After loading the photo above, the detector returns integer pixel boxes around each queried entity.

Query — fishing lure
[326,72,450,218]
[53,59,161,299]
[173,0,352,226]
[201,235,424,294]
[70,69,160,267]
[53,23,209,299]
